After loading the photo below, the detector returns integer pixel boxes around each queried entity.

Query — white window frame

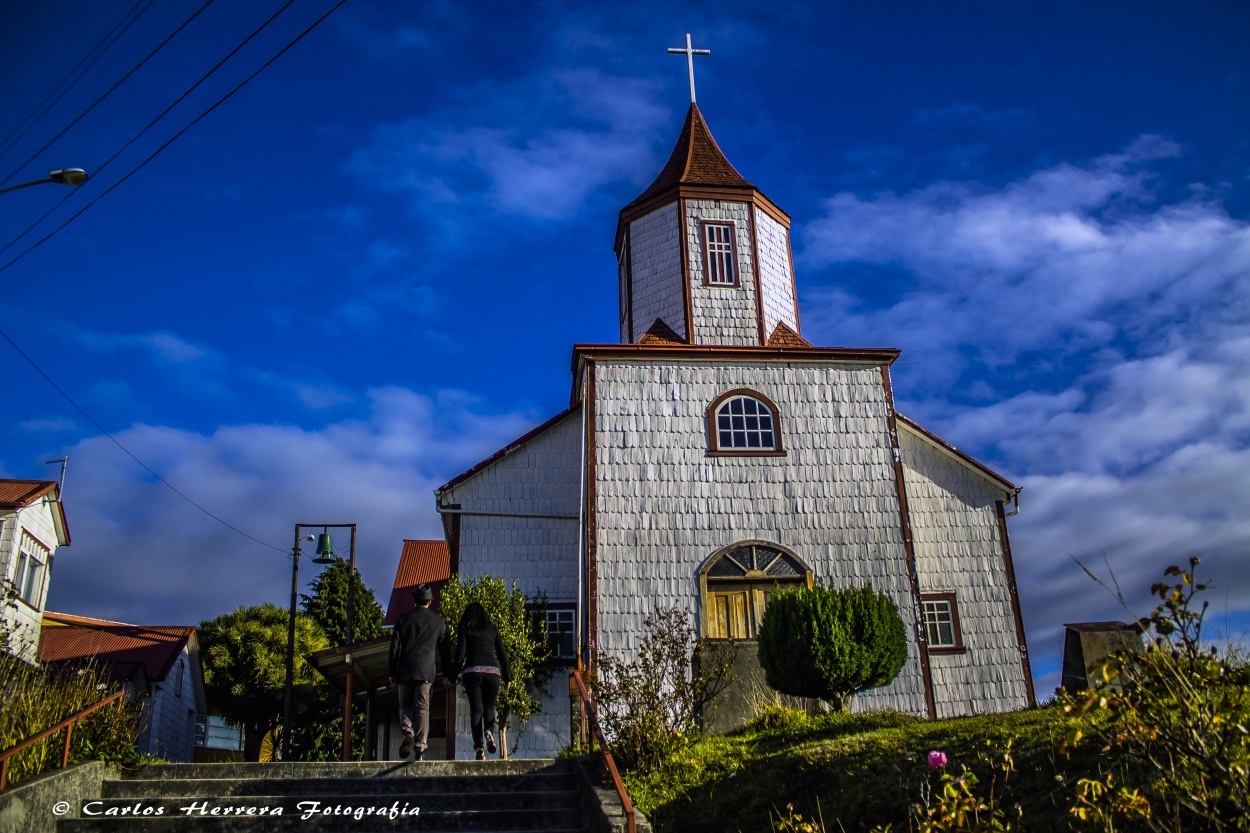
[921,593,965,653]
[709,391,782,454]
[14,533,49,607]
[545,608,576,661]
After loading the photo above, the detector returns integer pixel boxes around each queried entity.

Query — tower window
[921,593,965,653]
[703,222,738,286]
[707,390,785,455]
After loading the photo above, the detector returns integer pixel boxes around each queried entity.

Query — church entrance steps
[57,759,589,833]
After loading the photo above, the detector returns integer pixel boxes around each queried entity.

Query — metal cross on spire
[667,33,710,104]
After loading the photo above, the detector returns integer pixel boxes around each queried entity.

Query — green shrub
[1064,558,1250,832]
[0,653,143,787]
[590,607,735,773]
[757,583,907,710]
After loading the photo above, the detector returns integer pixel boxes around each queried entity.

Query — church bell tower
[614,97,804,348]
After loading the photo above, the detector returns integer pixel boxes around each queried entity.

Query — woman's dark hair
[460,602,491,633]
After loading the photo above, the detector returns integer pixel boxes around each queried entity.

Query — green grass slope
[625,705,1095,833]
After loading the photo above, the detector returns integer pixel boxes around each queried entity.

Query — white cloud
[798,137,1250,695]
[67,327,216,365]
[43,388,542,626]
[347,68,668,223]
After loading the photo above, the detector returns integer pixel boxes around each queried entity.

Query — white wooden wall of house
[440,409,582,758]
[627,203,686,341]
[1,498,63,664]
[754,209,799,338]
[443,409,582,605]
[684,200,759,346]
[898,424,1030,717]
[591,358,929,715]
[136,643,206,762]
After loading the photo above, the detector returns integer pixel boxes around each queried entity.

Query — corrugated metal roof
[0,479,57,508]
[383,540,451,626]
[39,611,194,683]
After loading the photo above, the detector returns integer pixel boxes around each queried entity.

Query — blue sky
[1,1,1247,695]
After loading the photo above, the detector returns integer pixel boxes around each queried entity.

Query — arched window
[707,389,784,455]
[698,542,811,639]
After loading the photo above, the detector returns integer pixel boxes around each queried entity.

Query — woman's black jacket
[453,623,511,682]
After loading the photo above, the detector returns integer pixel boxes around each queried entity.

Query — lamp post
[281,522,358,762]
[0,168,89,196]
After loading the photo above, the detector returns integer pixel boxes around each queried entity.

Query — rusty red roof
[624,103,754,214]
[39,611,196,684]
[0,479,70,545]
[0,480,57,508]
[384,540,452,626]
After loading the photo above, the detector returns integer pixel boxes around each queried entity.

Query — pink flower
[927,751,948,768]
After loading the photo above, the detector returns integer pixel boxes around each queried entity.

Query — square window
[921,594,964,652]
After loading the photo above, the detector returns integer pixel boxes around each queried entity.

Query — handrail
[0,689,126,791]
[570,667,637,833]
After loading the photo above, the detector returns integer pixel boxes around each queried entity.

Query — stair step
[102,773,577,798]
[119,760,567,780]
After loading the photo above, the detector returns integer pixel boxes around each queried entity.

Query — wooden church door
[703,543,811,639]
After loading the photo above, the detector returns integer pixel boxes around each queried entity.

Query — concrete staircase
[57,759,589,832]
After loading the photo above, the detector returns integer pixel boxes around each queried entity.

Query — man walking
[388,583,452,761]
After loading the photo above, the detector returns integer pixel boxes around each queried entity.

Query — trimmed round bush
[757,583,908,710]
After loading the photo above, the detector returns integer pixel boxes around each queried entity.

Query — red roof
[0,480,57,507]
[384,540,452,625]
[0,479,70,545]
[38,612,195,684]
[625,103,754,213]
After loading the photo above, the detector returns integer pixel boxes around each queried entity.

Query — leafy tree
[757,583,907,711]
[300,558,384,646]
[590,606,735,772]
[291,559,385,760]
[439,573,552,756]
[199,603,328,761]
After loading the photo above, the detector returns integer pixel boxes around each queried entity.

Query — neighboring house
[39,612,207,762]
[433,103,1035,757]
[0,479,71,663]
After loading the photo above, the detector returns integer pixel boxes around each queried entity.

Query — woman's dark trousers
[463,672,501,751]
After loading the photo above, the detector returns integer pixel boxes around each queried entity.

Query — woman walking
[453,602,512,760]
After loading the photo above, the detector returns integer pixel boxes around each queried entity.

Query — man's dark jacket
[388,605,452,682]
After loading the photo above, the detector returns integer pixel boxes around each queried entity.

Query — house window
[528,604,576,663]
[707,390,784,455]
[703,222,737,286]
[701,542,810,639]
[14,534,48,607]
[921,593,965,653]
[175,658,185,698]
[545,608,576,661]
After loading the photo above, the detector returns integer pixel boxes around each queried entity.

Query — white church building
[434,100,1035,758]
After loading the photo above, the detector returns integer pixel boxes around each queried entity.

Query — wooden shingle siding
[899,427,1030,717]
[755,208,799,338]
[629,203,687,341]
[685,200,759,346]
[443,409,582,603]
[592,359,929,715]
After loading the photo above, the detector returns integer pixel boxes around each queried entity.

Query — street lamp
[0,168,89,196]
[281,522,358,762]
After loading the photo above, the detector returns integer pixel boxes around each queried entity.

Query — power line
[0,0,216,187]
[0,0,348,274]
[0,327,287,554]
[0,0,301,260]
[0,0,155,161]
